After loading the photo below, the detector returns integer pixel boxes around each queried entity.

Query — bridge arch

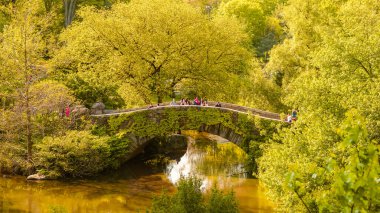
[92,105,282,161]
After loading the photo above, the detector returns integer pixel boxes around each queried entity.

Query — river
[0,131,274,213]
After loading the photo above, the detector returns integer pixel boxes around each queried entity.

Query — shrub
[150,177,239,213]
[151,176,205,213]
[106,135,130,168]
[36,131,111,177]
[0,142,28,175]
[207,188,239,213]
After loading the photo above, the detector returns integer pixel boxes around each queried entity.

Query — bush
[106,136,130,168]
[151,176,205,213]
[0,142,29,175]
[36,131,111,177]
[173,176,205,213]
[150,177,239,213]
[207,188,239,213]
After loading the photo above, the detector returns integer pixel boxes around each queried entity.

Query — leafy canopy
[53,0,251,106]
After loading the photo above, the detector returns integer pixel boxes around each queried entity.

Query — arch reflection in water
[166,131,248,191]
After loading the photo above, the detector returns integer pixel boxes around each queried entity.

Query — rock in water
[27,173,47,180]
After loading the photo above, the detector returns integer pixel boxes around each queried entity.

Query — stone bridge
[91,102,283,161]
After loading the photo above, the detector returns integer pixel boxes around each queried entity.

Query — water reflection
[166,131,249,190]
[0,131,274,213]
[0,159,175,213]
[167,131,274,212]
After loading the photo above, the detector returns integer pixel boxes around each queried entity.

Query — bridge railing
[208,101,281,120]
[99,101,281,121]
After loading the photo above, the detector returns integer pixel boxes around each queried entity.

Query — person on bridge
[194,97,200,105]
[202,96,208,106]
[215,102,221,107]
[292,109,298,121]
[170,98,177,106]
[286,114,292,123]
[65,105,70,117]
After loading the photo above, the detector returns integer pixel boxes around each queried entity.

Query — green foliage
[236,62,285,112]
[52,0,251,104]
[207,188,239,213]
[151,177,204,213]
[36,130,111,177]
[260,110,380,212]
[217,0,285,57]
[247,117,285,176]
[0,142,29,175]
[318,111,380,212]
[0,0,77,171]
[63,75,125,108]
[0,11,10,32]
[218,0,266,47]
[30,80,75,113]
[247,140,261,176]
[150,191,174,213]
[150,177,239,213]
[258,0,380,211]
[105,136,130,168]
[173,176,205,213]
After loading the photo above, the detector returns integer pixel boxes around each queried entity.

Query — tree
[259,0,380,211]
[217,0,285,57]
[63,0,128,27]
[0,0,46,171]
[218,0,266,46]
[319,111,380,211]
[0,0,75,174]
[52,0,250,105]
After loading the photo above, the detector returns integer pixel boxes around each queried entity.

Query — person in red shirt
[65,105,70,117]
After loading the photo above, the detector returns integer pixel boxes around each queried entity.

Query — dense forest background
[0,0,379,212]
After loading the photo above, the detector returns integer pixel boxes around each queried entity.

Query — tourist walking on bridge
[202,96,208,106]
[65,105,70,117]
[286,114,292,123]
[170,98,177,106]
[292,109,297,121]
[194,97,200,105]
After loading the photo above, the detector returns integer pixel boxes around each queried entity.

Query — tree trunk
[26,89,33,174]
[64,0,77,27]
[23,16,33,174]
